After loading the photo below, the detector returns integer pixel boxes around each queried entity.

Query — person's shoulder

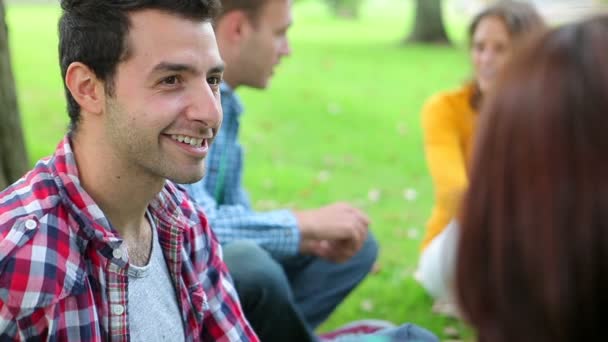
[0,158,61,233]
[425,84,474,109]
[422,84,475,126]
[0,161,86,316]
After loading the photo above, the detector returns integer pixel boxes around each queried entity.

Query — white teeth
[170,134,204,148]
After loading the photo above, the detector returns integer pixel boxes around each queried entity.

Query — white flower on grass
[360,299,374,312]
[317,170,331,183]
[368,188,381,203]
[407,227,419,239]
[413,269,422,282]
[396,121,407,136]
[327,102,342,115]
[403,188,418,201]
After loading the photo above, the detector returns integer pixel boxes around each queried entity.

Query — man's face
[237,0,292,88]
[105,10,224,184]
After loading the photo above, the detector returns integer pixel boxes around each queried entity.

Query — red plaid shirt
[0,136,258,341]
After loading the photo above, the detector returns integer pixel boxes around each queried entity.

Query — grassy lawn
[6,0,472,340]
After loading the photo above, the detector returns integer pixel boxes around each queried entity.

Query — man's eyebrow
[150,62,225,75]
[151,62,198,74]
[208,63,225,74]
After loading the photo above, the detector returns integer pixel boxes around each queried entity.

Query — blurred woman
[416,1,545,305]
[457,15,608,342]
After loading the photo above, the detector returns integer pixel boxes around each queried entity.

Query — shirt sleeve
[421,94,469,246]
[182,182,301,257]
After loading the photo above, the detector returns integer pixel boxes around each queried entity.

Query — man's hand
[294,202,370,262]
[299,239,363,263]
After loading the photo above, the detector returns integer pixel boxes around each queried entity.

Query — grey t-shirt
[127,212,186,341]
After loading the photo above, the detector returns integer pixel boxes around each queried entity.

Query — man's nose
[280,37,292,57]
[185,80,222,127]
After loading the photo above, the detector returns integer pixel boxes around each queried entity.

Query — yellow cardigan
[421,84,478,250]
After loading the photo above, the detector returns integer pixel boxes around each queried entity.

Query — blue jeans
[222,234,379,342]
[335,324,439,342]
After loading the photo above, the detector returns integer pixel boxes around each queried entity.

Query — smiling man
[0,1,257,341]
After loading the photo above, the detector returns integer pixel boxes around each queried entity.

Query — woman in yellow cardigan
[416,1,545,308]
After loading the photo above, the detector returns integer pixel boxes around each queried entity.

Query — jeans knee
[223,240,291,302]
[358,232,379,269]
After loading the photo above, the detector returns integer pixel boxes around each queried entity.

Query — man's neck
[71,130,164,237]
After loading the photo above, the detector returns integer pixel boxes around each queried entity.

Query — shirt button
[24,219,37,230]
[112,249,123,259]
[112,304,125,315]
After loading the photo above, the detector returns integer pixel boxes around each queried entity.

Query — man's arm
[183,182,301,257]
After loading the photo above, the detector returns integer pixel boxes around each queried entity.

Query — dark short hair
[468,1,545,109]
[59,0,221,131]
[457,15,608,342]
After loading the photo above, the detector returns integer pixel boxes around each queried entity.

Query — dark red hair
[456,15,608,342]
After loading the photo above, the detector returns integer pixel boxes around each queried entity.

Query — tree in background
[0,0,29,189]
[325,0,363,19]
[405,0,450,44]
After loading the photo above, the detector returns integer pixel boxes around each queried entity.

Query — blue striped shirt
[182,83,300,257]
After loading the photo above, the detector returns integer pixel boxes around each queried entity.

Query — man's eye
[208,76,221,86]
[162,75,180,85]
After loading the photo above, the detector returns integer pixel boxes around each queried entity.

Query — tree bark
[0,0,29,189]
[405,0,451,44]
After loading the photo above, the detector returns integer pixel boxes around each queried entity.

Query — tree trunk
[405,0,450,44]
[0,0,29,189]
[326,0,362,19]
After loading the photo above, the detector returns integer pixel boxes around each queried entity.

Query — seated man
[0,0,257,340]
[182,0,378,340]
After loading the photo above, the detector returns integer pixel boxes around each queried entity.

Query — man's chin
[170,169,206,185]
[245,76,271,90]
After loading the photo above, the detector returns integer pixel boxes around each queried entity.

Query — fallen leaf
[394,227,407,238]
[255,200,279,211]
[443,326,460,338]
[370,262,382,274]
[322,155,336,167]
[262,179,274,190]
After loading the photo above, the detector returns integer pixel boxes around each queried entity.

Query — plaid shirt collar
[49,135,193,260]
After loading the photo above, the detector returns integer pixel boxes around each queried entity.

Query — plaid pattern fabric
[182,83,300,257]
[0,136,258,342]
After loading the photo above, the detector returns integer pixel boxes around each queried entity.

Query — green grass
[6,1,472,340]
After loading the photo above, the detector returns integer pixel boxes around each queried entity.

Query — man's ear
[216,10,255,43]
[65,62,106,116]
